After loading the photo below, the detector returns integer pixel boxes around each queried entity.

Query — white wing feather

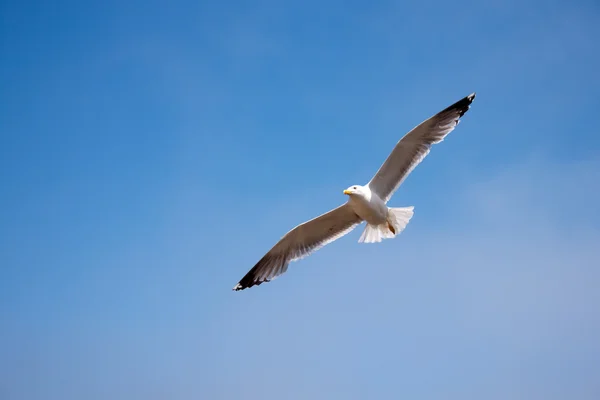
[368,93,476,203]
[233,204,362,290]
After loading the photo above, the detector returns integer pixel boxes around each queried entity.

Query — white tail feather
[358,206,414,243]
[388,206,414,234]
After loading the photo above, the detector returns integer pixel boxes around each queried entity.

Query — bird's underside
[233,92,476,291]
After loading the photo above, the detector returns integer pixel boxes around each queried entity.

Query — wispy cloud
[216,153,600,399]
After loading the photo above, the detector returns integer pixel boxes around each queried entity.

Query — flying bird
[233,92,476,291]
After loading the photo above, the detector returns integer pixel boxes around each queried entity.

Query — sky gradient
[1,0,600,399]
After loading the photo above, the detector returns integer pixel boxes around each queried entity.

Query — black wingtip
[232,257,273,291]
[440,92,476,118]
[232,278,268,291]
[233,251,288,292]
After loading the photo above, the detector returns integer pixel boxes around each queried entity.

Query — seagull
[233,92,476,291]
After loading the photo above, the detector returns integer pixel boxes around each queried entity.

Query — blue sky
[1,0,599,399]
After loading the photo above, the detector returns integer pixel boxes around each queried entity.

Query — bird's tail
[358,206,414,243]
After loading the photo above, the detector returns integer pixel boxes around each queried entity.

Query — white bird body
[343,184,415,244]
[345,185,387,225]
[233,92,476,291]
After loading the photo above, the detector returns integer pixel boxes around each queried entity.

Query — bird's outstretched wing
[233,204,362,291]
[368,93,476,203]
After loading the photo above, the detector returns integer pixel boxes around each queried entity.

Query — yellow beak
[343,189,352,195]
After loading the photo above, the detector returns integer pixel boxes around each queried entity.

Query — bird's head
[343,185,364,196]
